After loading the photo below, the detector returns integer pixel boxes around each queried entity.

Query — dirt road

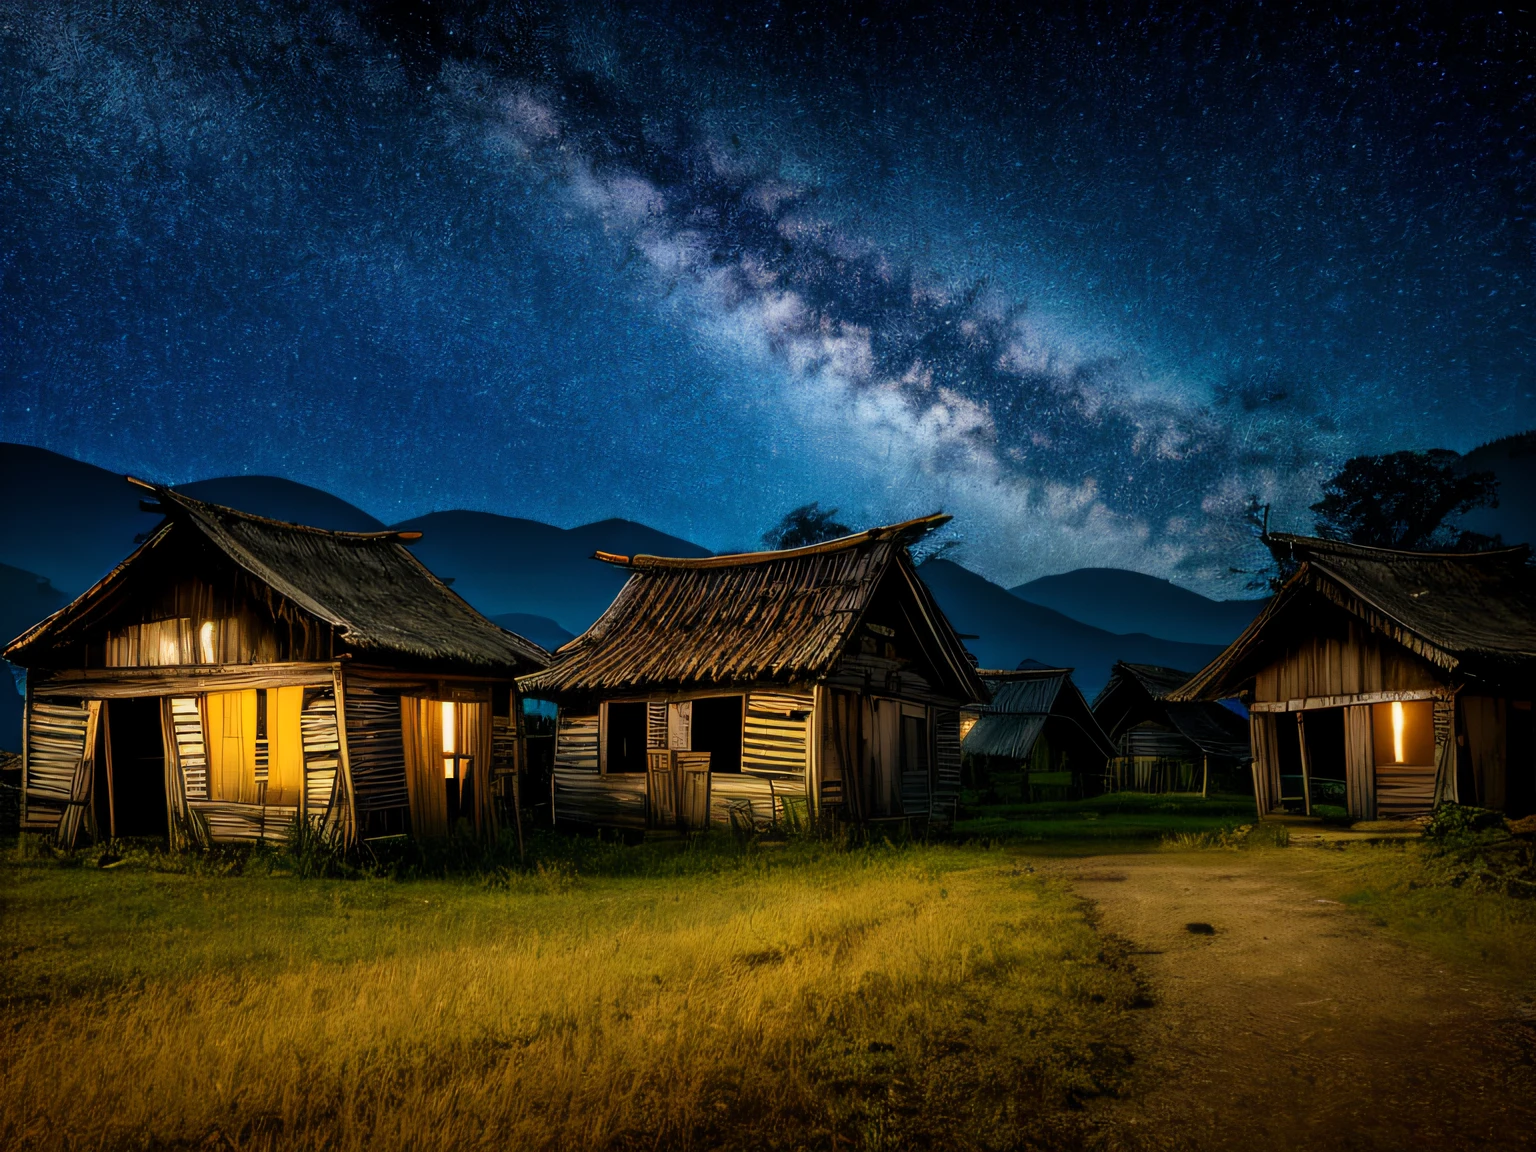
[1049,850,1536,1151]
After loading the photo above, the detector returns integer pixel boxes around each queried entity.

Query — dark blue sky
[2,1,1531,592]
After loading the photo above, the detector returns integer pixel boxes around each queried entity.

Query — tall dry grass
[0,844,1141,1150]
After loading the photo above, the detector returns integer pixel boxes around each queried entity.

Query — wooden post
[1201,753,1209,799]
[103,702,116,840]
[1296,711,1313,816]
[331,668,358,847]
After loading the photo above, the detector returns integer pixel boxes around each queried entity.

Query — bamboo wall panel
[647,702,668,749]
[301,691,341,821]
[1253,618,1441,704]
[553,769,647,828]
[170,697,208,800]
[22,701,94,834]
[743,691,812,777]
[709,773,807,830]
[344,687,411,815]
[187,801,299,843]
[555,713,599,772]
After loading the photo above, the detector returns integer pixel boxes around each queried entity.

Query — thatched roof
[963,667,1113,761]
[7,482,549,672]
[1170,534,1536,701]
[520,514,985,699]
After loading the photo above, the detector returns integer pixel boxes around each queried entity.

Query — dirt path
[1048,850,1536,1151]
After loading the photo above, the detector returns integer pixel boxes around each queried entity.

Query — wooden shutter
[24,699,100,845]
[301,689,341,827]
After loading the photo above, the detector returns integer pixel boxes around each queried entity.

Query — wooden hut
[1170,534,1536,819]
[517,515,987,831]
[4,480,548,848]
[960,666,1113,801]
[1093,662,1252,794]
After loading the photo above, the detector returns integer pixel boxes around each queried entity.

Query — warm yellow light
[199,621,216,664]
[1391,701,1404,764]
[442,701,456,779]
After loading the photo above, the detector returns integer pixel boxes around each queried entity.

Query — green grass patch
[955,791,1256,848]
[0,833,1146,1151]
[1298,833,1536,991]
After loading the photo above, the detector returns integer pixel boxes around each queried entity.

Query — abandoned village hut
[5,481,548,849]
[517,514,988,833]
[1169,534,1536,820]
[959,666,1114,801]
[1092,662,1252,794]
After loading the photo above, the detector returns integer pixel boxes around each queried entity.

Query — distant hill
[175,476,385,532]
[1457,430,1536,548]
[0,443,162,597]
[919,559,1225,698]
[391,511,711,634]
[489,613,574,653]
[1010,568,1267,646]
[0,562,67,750]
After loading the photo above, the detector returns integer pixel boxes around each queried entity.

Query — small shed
[960,666,1113,801]
[1093,662,1252,794]
[517,515,987,831]
[5,481,548,848]
[1171,535,1536,819]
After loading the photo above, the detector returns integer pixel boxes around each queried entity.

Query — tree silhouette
[762,503,853,550]
[1310,449,1499,551]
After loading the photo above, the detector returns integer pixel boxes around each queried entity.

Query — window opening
[691,696,744,774]
[605,702,648,773]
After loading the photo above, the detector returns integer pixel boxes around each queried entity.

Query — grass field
[955,792,1256,847]
[0,834,1147,1152]
[1295,835,1536,991]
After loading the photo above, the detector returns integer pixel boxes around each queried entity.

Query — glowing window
[1371,700,1434,765]
[442,700,456,779]
[199,620,217,664]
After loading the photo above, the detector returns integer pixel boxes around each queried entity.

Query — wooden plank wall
[301,691,340,815]
[555,771,648,828]
[21,700,92,833]
[743,691,812,777]
[186,801,299,843]
[344,687,410,816]
[1253,617,1441,703]
[709,773,807,830]
[170,697,208,800]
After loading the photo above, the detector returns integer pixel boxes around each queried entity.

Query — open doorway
[107,697,168,840]
[1300,708,1347,816]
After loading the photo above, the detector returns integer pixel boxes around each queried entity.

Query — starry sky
[2,1,1532,594]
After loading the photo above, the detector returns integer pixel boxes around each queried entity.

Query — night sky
[3,1,1532,593]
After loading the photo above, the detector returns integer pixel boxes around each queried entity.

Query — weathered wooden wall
[1253,615,1442,704]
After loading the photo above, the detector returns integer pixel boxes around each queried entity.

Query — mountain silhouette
[0,443,162,597]
[389,511,711,634]
[920,559,1225,697]
[1010,568,1267,646]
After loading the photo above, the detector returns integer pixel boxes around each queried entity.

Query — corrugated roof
[7,483,549,672]
[975,669,1067,715]
[1172,534,1536,701]
[963,713,1048,760]
[963,666,1115,761]
[521,515,985,698]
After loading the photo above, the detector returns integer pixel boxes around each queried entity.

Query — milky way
[2,1,1531,592]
